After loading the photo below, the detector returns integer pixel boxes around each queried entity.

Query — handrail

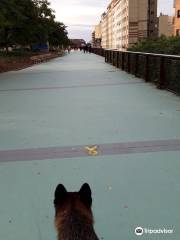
[104,49,180,60]
[91,47,180,95]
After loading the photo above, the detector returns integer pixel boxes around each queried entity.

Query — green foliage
[48,21,69,47]
[0,0,69,51]
[128,36,180,55]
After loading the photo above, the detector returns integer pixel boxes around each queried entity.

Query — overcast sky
[49,0,174,41]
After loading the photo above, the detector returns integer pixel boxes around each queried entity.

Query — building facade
[95,0,158,50]
[112,0,120,48]
[93,23,102,47]
[70,39,86,48]
[174,0,180,36]
[101,12,108,48]
[148,0,158,37]
[158,14,173,37]
[92,31,95,47]
[95,24,101,39]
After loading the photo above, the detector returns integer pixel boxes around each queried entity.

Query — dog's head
[54,183,93,229]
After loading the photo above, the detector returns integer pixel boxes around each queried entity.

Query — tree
[0,0,26,51]
[48,21,69,48]
[0,0,69,51]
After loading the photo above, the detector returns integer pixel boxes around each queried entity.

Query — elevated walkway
[0,51,180,239]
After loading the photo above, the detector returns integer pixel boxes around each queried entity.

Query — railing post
[116,51,119,68]
[145,55,149,82]
[112,51,114,65]
[102,49,104,57]
[119,52,122,69]
[113,51,115,66]
[105,50,107,62]
[135,54,139,77]
[114,51,116,66]
[122,52,125,70]
[110,50,113,64]
[127,52,131,73]
[159,57,165,89]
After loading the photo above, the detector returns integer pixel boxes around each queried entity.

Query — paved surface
[0,51,180,239]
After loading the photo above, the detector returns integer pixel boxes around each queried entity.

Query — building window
[177,10,180,18]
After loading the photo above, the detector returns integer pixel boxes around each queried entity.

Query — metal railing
[91,48,180,95]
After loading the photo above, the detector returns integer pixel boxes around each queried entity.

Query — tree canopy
[0,0,69,50]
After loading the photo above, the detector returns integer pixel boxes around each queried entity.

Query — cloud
[50,0,109,23]
[50,0,110,40]
[69,23,94,28]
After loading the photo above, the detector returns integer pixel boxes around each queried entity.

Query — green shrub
[128,36,180,55]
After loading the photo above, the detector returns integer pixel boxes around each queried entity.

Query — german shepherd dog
[54,183,99,240]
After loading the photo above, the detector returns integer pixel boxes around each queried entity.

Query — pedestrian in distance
[83,45,88,53]
[67,46,71,53]
[88,45,92,54]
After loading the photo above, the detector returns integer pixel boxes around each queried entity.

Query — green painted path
[0,51,180,239]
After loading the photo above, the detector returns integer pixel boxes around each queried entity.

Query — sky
[49,0,174,41]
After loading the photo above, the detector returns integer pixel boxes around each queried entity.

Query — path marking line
[0,139,180,163]
[0,81,144,93]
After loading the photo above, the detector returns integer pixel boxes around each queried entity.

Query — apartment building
[92,24,102,47]
[92,31,95,47]
[101,12,108,48]
[174,0,180,36]
[158,14,173,37]
[95,24,101,39]
[112,0,122,48]
[107,3,113,48]
[96,0,158,50]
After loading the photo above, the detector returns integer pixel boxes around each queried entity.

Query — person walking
[67,46,71,53]
[88,45,92,54]
[83,45,88,53]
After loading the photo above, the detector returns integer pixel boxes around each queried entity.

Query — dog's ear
[54,184,68,206]
[79,183,92,208]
